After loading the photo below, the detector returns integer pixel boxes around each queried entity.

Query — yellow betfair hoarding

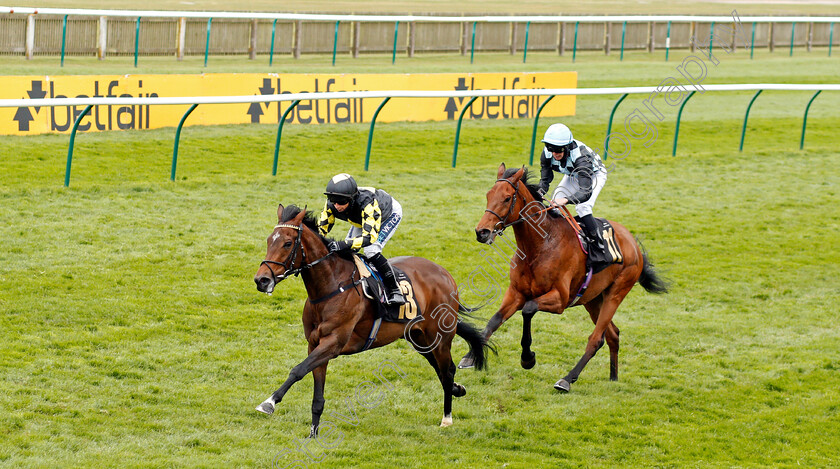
[0,72,576,136]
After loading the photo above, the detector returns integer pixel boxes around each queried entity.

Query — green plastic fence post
[172,104,199,181]
[790,22,796,56]
[452,96,479,168]
[364,97,392,171]
[60,15,68,67]
[739,90,763,152]
[572,21,579,62]
[64,105,92,187]
[392,21,399,64]
[709,21,714,59]
[672,90,696,156]
[529,95,556,165]
[332,20,339,66]
[470,22,476,64]
[665,21,671,61]
[750,22,756,59]
[620,21,626,61]
[799,90,822,150]
[269,19,277,66]
[134,17,141,68]
[523,21,530,63]
[204,18,212,67]
[273,100,301,176]
[830,23,834,57]
[605,93,629,160]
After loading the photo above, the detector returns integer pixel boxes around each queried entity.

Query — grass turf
[1,51,839,467]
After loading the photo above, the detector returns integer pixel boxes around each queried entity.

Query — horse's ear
[510,166,526,183]
[497,162,507,179]
[291,207,307,225]
[277,204,285,222]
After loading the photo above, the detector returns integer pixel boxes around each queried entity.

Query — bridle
[484,177,552,233]
[484,178,521,232]
[259,221,363,304]
[259,223,333,284]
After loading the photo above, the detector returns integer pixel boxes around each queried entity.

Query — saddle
[352,255,421,323]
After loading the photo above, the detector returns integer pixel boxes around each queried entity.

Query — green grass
[1,51,839,467]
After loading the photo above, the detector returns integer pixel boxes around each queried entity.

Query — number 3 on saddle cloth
[573,216,624,275]
[352,255,422,323]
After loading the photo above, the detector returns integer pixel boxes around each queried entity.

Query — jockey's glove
[328,240,352,253]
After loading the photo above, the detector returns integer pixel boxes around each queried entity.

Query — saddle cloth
[574,217,624,274]
[353,255,422,323]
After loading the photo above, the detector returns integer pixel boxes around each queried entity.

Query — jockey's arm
[538,151,554,195]
[348,199,382,250]
[317,201,335,236]
[566,157,595,204]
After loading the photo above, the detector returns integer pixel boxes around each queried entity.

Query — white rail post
[649,21,655,53]
[352,21,359,58]
[177,17,186,61]
[558,22,565,56]
[605,22,611,55]
[98,16,107,60]
[510,21,517,55]
[293,20,301,59]
[249,19,257,60]
[408,21,415,57]
[25,14,35,60]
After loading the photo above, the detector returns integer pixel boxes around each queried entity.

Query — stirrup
[385,290,406,305]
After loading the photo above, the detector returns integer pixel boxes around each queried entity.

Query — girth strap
[567,266,593,307]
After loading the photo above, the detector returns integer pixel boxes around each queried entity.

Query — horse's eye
[503,196,511,203]
[283,241,293,248]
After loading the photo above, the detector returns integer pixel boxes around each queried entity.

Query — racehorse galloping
[459,164,668,392]
[254,204,492,432]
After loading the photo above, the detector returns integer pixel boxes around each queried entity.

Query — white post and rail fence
[0,84,837,186]
[1,8,838,65]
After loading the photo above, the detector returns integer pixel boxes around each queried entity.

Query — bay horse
[253,204,492,432]
[459,163,668,392]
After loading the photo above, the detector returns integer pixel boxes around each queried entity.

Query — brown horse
[254,204,492,432]
[459,163,668,392]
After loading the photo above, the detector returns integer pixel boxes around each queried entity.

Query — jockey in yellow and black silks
[318,173,405,305]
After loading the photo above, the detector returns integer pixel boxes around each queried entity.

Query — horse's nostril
[475,229,490,242]
[255,276,270,291]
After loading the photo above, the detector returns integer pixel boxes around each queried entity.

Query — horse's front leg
[520,291,567,370]
[458,288,524,369]
[256,334,345,415]
[308,363,328,437]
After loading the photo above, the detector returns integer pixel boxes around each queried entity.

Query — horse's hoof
[554,379,571,393]
[452,383,467,397]
[255,401,275,415]
[521,351,536,370]
[458,355,475,369]
[440,415,453,427]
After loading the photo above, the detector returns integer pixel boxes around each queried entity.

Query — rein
[260,222,361,304]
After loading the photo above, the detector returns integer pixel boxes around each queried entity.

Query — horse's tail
[455,320,495,371]
[636,238,669,294]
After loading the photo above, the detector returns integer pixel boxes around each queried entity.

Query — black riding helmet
[324,173,358,205]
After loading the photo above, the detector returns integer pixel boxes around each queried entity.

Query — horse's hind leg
[520,300,538,370]
[556,292,627,393]
[583,296,620,381]
[411,329,456,427]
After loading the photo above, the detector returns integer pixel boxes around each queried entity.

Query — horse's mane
[502,167,543,201]
[280,204,331,246]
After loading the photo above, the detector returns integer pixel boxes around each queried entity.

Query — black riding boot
[579,214,605,251]
[368,253,406,305]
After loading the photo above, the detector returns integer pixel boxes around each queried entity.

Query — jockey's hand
[327,240,351,253]
[554,197,569,206]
